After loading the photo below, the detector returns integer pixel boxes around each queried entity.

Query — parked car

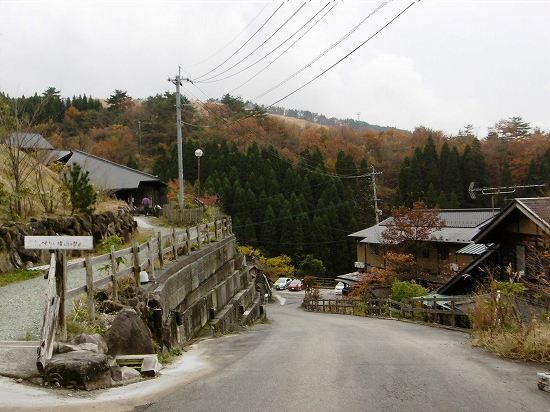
[273,277,292,290]
[334,281,350,296]
[288,279,305,291]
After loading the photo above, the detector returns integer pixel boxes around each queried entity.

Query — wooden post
[186,227,191,254]
[55,251,67,341]
[85,254,95,321]
[132,242,141,287]
[450,300,456,327]
[157,231,164,268]
[206,222,211,243]
[37,253,60,372]
[197,225,202,249]
[147,239,156,281]
[172,228,178,260]
[110,245,119,301]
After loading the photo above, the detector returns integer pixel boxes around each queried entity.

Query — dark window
[372,244,380,255]
[422,248,430,259]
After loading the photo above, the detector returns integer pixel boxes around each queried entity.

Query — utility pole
[370,166,382,224]
[169,67,185,210]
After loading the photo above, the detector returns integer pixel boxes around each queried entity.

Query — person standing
[142,196,151,216]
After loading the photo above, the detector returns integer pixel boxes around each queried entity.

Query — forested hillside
[1,88,548,276]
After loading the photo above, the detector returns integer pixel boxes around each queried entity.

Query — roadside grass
[0,269,43,288]
[472,322,550,362]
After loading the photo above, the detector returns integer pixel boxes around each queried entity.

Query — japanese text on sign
[24,236,94,250]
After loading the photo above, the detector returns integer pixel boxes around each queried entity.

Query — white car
[334,281,350,296]
[273,277,292,290]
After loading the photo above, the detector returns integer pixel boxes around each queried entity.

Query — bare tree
[0,94,50,218]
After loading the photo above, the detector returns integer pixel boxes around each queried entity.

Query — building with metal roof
[348,208,498,279]
[5,132,54,150]
[49,149,166,205]
[438,197,550,296]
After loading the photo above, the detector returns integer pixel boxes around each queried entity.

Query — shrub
[391,280,428,302]
[63,163,97,215]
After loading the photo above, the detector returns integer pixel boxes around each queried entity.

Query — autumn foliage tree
[382,201,446,271]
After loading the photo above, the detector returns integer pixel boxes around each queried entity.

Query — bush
[63,163,97,215]
[391,280,428,302]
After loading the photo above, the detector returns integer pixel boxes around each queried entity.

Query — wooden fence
[162,204,226,226]
[59,217,232,320]
[303,296,471,328]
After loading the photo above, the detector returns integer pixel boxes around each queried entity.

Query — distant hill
[264,104,396,133]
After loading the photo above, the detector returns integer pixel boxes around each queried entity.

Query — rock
[16,378,23,383]
[84,370,112,391]
[29,376,43,386]
[105,308,155,356]
[72,334,108,354]
[111,365,141,383]
[54,342,100,354]
[44,350,112,389]
[99,299,125,314]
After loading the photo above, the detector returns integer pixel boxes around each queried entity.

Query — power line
[194,2,285,80]
[197,2,308,83]
[182,3,270,69]
[253,0,390,101]
[230,1,339,94]
[266,0,418,108]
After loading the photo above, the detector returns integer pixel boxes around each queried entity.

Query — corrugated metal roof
[6,132,54,150]
[380,209,497,228]
[64,150,164,191]
[456,243,493,255]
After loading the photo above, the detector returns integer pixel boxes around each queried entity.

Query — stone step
[0,341,40,379]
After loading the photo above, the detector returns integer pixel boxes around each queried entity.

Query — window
[371,244,380,255]
[422,248,430,259]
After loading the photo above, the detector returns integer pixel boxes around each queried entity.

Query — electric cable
[230,1,339,94]
[194,2,285,80]
[197,2,308,83]
[182,3,270,69]
[253,0,390,101]
[266,0,418,108]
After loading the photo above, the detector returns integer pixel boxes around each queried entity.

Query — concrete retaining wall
[150,235,263,346]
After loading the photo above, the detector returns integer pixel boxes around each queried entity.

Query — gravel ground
[0,216,168,341]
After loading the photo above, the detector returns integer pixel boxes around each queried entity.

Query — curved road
[139,291,549,412]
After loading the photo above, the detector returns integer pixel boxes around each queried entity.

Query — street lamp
[195,148,203,198]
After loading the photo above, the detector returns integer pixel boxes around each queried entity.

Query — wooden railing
[62,217,233,318]
[303,296,471,328]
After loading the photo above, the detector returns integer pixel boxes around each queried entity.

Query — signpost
[25,236,93,343]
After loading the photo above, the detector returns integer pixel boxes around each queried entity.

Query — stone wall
[0,207,136,272]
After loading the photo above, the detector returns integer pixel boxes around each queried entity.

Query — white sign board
[24,236,94,250]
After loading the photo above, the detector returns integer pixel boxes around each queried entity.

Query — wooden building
[348,209,498,276]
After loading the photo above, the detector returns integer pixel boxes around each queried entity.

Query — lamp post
[195,149,203,198]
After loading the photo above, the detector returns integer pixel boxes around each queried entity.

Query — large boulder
[44,350,112,390]
[72,333,108,354]
[105,308,155,356]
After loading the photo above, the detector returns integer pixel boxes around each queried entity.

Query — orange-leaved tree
[382,201,445,273]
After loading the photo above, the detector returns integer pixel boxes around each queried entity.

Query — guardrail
[303,295,471,328]
[62,217,233,319]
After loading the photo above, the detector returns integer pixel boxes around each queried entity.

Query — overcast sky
[1,0,549,135]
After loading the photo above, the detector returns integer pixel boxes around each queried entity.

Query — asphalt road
[139,291,549,412]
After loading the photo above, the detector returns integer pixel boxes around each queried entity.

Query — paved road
[139,291,549,412]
